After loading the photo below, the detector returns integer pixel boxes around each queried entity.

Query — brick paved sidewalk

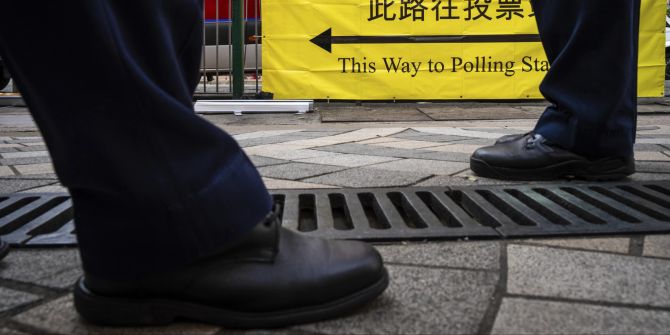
[0,107,669,334]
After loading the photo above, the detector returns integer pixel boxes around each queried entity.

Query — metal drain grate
[2,181,670,246]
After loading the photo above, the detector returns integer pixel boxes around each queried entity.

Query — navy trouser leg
[530,0,640,159]
[0,0,271,279]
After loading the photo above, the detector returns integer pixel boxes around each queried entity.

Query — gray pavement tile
[0,287,40,313]
[507,244,670,308]
[634,143,666,151]
[0,249,82,289]
[521,237,630,254]
[0,151,48,159]
[302,168,430,188]
[258,163,346,180]
[0,174,58,180]
[320,106,432,122]
[376,241,500,270]
[634,161,670,173]
[0,147,18,154]
[415,175,526,187]
[17,145,47,152]
[367,158,470,175]
[466,128,528,135]
[627,173,670,181]
[237,134,323,148]
[248,155,289,168]
[18,184,68,193]
[295,153,401,168]
[418,107,540,120]
[643,235,670,259]
[317,143,471,162]
[492,297,670,335]
[298,265,498,335]
[14,163,55,176]
[12,296,221,335]
[0,156,51,166]
[0,179,57,193]
[390,129,469,143]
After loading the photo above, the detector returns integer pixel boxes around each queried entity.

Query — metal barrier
[196,0,263,98]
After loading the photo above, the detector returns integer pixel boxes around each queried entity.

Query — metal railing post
[231,0,245,99]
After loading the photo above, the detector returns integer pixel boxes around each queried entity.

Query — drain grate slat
[2,199,72,244]
[488,189,566,236]
[2,181,670,246]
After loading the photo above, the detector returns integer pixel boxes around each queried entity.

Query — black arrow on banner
[310,28,541,53]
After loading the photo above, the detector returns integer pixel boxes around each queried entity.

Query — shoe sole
[470,156,635,181]
[0,240,8,261]
[74,268,389,329]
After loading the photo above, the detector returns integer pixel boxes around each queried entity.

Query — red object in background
[203,0,260,20]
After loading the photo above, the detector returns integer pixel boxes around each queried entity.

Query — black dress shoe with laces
[0,238,8,261]
[74,206,389,329]
[471,132,635,181]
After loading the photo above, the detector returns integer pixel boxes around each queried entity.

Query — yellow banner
[263,0,665,100]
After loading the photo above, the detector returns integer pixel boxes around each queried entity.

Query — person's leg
[0,0,387,327]
[470,0,640,180]
[0,0,271,278]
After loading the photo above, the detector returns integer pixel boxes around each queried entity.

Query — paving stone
[298,265,498,335]
[643,235,670,259]
[0,151,48,159]
[0,156,51,166]
[248,155,289,168]
[423,143,484,154]
[637,138,670,145]
[507,244,670,307]
[282,128,408,148]
[302,168,429,188]
[635,151,670,161]
[236,135,310,148]
[412,127,508,139]
[376,241,500,270]
[0,144,22,148]
[232,129,305,141]
[633,143,666,151]
[18,184,67,194]
[415,174,533,187]
[262,177,337,190]
[367,158,469,176]
[634,161,670,173]
[0,288,40,313]
[317,143,471,163]
[12,296,221,335]
[0,179,58,193]
[521,237,630,254]
[0,166,14,176]
[418,106,540,121]
[357,137,404,145]
[370,139,445,150]
[295,153,401,167]
[258,162,346,180]
[243,146,331,160]
[492,298,670,335]
[320,106,431,122]
[13,163,55,175]
[0,249,82,289]
[390,129,470,143]
[627,172,670,181]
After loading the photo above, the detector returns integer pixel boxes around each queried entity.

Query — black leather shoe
[471,132,635,181]
[0,238,8,261]
[495,132,527,144]
[74,206,389,329]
